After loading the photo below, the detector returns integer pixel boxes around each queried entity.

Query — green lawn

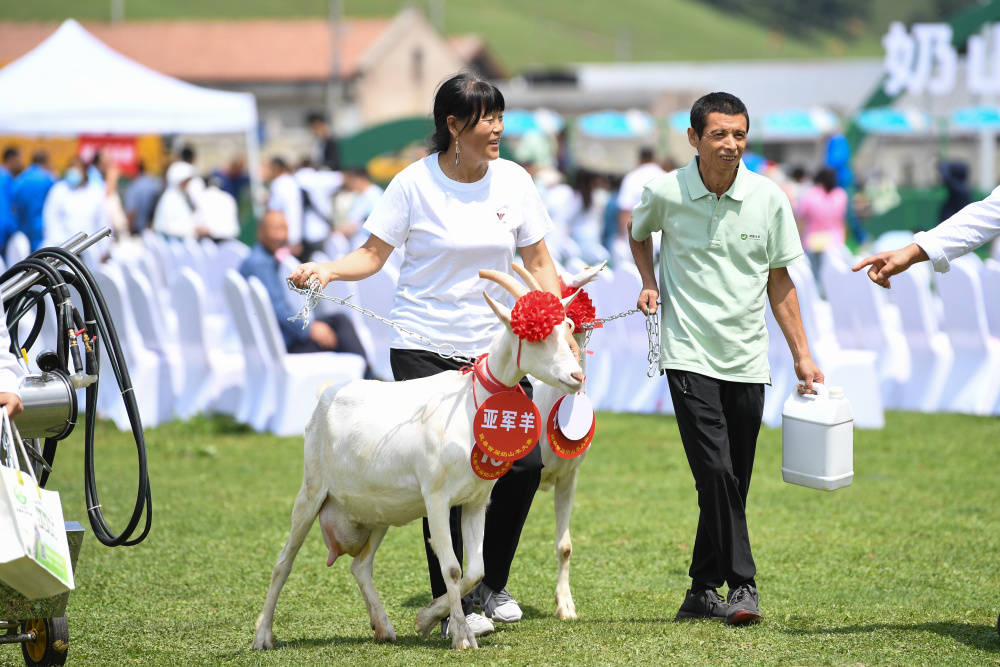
[2,409,998,666]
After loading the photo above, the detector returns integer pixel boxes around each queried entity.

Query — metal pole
[327,0,343,135]
[0,228,112,301]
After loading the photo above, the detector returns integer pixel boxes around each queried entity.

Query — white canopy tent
[0,19,261,190]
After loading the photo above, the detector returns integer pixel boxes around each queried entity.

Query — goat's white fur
[534,260,606,620]
[253,266,584,651]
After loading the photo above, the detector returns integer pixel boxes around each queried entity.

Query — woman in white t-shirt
[290,71,564,639]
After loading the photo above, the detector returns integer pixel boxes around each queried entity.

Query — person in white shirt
[617,147,667,238]
[267,157,304,259]
[153,161,208,241]
[294,159,343,260]
[42,157,108,248]
[195,175,240,242]
[339,167,383,250]
[852,184,1000,286]
[290,71,567,640]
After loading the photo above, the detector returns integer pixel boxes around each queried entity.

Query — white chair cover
[222,270,276,431]
[170,267,245,419]
[246,275,366,437]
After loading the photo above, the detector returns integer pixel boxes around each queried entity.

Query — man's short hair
[306,112,326,126]
[180,145,196,163]
[31,150,48,165]
[690,92,749,138]
[638,147,655,163]
[2,146,20,162]
[270,156,289,172]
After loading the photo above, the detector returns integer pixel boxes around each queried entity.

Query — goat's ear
[561,288,581,310]
[567,259,608,289]
[483,291,512,330]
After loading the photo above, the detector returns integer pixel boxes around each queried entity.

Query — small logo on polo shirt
[741,233,760,241]
[496,207,508,223]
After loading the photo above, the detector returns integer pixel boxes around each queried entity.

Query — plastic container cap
[828,386,844,398]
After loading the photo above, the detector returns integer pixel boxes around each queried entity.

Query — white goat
[253,265,584,651]
[534,261,606,620]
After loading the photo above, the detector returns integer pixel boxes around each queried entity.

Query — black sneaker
[725,584,763,626]
[674,588,728,621]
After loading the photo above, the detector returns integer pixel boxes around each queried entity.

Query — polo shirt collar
[683,156,749,202]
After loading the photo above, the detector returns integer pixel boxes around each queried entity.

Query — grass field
[0,0,898,73]
[1,409,998,666]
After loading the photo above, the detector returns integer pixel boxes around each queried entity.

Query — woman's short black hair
[689,92,749,138]
[814,167,838,193]
[429,71,505,154]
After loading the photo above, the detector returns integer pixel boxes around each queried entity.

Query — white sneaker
[440,612,494,639]
[475,584,523,623]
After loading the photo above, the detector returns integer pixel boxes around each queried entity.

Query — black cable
[7,247,152,547]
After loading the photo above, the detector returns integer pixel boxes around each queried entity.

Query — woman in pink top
[795,168,847,277]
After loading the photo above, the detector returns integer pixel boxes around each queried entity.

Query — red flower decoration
[561,283,596,332]
[510,291,565,342]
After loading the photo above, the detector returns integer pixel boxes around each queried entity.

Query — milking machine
[0,228,151,666]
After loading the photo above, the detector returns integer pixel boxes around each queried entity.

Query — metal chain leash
[288,279,660,375]
[286,279,475,364]
[580,305,661,378]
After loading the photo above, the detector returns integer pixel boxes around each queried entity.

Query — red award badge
[472,390,541,461]
[470,445,514,480]
[547,393,596,459]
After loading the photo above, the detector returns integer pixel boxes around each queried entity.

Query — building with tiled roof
[0,8,497,135]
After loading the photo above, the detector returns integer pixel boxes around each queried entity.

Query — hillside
[0,0,962,73]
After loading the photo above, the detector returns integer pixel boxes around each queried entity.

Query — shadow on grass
[783,621,1000,652]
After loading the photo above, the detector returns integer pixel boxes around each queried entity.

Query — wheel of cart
[20,616,68,667]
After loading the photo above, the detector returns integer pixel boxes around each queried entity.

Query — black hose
[4,247,152,547]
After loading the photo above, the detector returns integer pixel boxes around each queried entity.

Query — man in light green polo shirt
[629,92,823,627]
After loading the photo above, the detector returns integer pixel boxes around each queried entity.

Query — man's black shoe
[674,588,728,621]
[725,583,763,626]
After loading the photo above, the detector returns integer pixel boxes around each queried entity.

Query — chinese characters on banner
[884,22,1000,96]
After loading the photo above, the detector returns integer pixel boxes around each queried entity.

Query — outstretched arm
[851,243,928,289]
[767,266,823,393]
[289,233,394,288]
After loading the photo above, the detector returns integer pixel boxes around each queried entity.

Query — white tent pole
[246,125,264,222]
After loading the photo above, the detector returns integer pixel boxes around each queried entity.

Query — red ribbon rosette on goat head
[510,290,564,342]
[559,278,596,333]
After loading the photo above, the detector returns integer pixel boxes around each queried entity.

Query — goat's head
[479,264,584,394]
[559,260,606,346]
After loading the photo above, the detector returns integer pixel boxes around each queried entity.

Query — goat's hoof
[374,626,396,643]
[251,631,274,650]
[451,627,478,650]
[414,609,436,637]
[556,597,577,620]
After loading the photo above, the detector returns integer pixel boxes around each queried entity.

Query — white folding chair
[246,275,366,437]
[935,257,1000,415]
[4,231,30,268]
[170,267,245,419]
[121,263,184,422]
[93,264,165,430]
[355,264,399,382]
[222,270,276,431]
[890,269,953,413]
[763,258,884,429]
[981,259,1000,339]
[820,251,909,408]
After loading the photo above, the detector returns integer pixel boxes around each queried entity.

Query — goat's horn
[510,263,543,292]
[479,269,528,299]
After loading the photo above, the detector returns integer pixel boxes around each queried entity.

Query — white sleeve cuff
[913,231,951,273]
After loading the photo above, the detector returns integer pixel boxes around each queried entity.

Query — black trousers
[666,369,765,592]
[390,348,542,615]
[287,313,372,378]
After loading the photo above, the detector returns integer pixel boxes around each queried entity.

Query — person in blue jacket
[11,151,55,252]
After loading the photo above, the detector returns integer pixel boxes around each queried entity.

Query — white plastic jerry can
[780,382,854,491]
